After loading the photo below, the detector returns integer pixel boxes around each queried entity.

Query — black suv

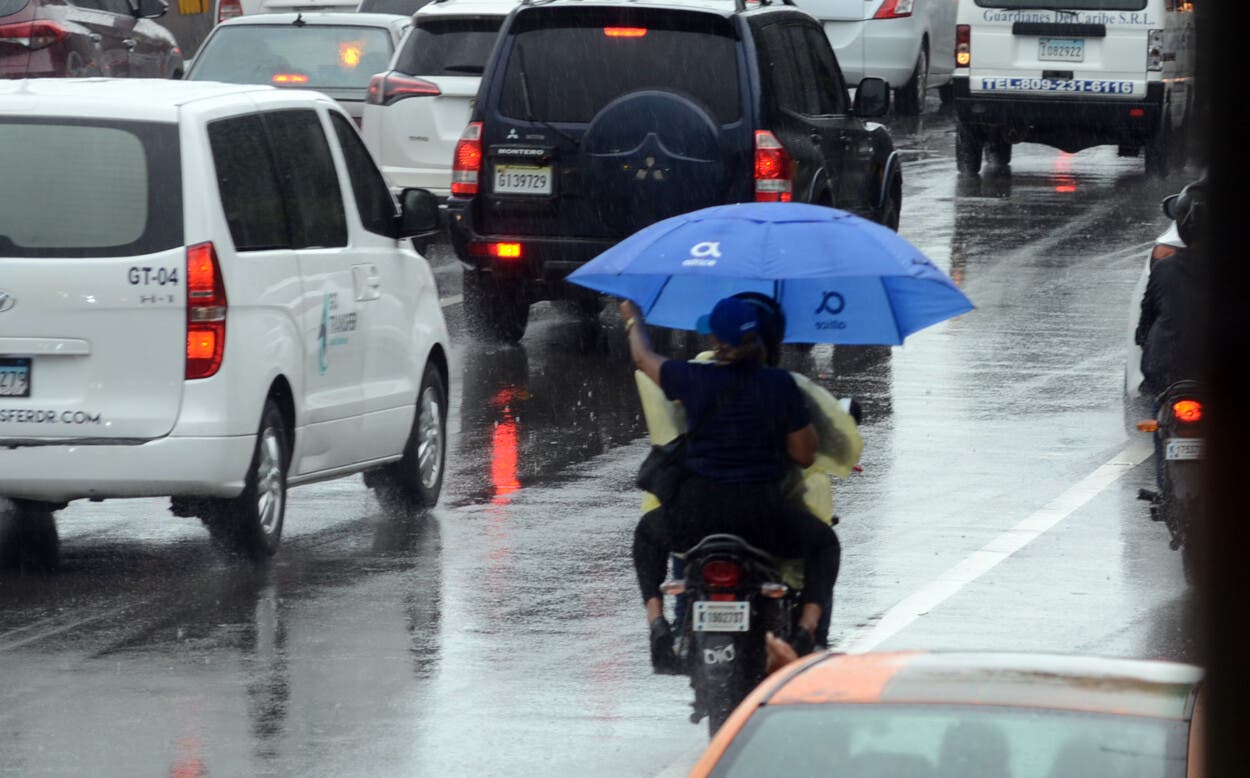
[446,0,902,341]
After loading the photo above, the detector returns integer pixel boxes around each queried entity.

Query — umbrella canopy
[567,202,973,345]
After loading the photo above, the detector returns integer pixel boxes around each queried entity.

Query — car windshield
[0,119,182,257]
[712,705,1189,778]
[393,17,501,76]
[189,25,394,89]
[974,0,1148,9]
[497,10,741,124]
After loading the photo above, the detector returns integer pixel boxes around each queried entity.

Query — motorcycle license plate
[693,601,749,632]
[1165,438,1203,461]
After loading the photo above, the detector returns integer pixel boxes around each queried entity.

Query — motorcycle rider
[621,296,841,674]
[1135,177,1210,485]
[1136,176,1210,396]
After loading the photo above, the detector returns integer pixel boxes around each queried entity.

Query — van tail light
[1172,399,1203,424]
[0,20,69,49]
[451,121,483,197]
[186,242,227,380]
[366,72,441,106]
[754,130,792,202]
[1147,29,1163,71]
[874,0,913,19]
[956,25,971,67]
[217,0,242,22]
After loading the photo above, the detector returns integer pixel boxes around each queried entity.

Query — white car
[360,0,519,195]
[187,13,411,123]
[793,0,957,115]
[0,79,450,560]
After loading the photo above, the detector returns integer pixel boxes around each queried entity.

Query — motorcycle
[1137,380,1205,584]
[661,533,801,736]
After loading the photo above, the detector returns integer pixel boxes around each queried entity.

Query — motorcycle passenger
[621,296,841,674]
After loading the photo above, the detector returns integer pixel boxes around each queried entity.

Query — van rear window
[0,119,182,258]
[497,11,741,124]
[974,0,1147,9]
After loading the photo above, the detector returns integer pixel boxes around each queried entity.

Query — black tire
[985,140,1013,168]
[463,269,529,343]
[204,399,289,560]
[1145,114,1172,178]
[876,174,901,232]
[938,81,955,105]
[894,46,928,116]
[370,363,448,515]
[956,123,984,176]
[0,504,59,573]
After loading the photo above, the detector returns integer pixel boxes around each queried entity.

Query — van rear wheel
[1145,114,1172,178]
[204,399,288,560]
[956,124,983,175]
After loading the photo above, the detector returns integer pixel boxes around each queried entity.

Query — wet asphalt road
[0,103,1203,776]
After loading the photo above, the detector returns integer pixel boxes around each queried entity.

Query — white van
[951,0,1196,176]
[0,79,450,561]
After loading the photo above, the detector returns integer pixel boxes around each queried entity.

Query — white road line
[836,443,1152,654]
[440,294,463,309]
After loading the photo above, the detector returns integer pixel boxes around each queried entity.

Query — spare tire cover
[581,90,726,235]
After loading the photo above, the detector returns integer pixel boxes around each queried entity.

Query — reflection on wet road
[0,106,1201,776]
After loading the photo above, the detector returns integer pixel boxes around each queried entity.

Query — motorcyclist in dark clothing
[1135,178,1209,395]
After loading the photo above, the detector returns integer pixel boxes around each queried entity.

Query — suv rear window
[190,25,394,89]
[497,10,741,124]
[0,119,182,258]
[394,17,502,76]
[973,0,1146,9]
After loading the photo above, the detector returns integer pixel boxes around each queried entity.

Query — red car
[1,0,182,79]
[692,651,1204,778]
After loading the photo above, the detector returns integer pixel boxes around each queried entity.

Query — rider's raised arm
[620,299,667,386]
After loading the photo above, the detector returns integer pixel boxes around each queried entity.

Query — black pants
[633,475,841,610]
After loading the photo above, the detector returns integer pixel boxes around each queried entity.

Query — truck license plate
[693,601,749,632]
[0,358,30,398]
[1165,438,1203,461]
[493,164,552,196]
[1038,37,1084,62]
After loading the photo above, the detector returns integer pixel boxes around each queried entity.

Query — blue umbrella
[567,202,973,345]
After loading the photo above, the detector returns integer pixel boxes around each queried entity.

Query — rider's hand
[765,631,799,674]
[619,299,642,326]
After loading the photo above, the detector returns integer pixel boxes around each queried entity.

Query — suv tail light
[874,0,914,19]
[956,25,971,67]
[186,242,227,380]
[0,20,69,49]
[452,121,483,197]
[754,130,792,202]
[1172,399,1203,424]
[217,0,242,22]
[366,72,441,106]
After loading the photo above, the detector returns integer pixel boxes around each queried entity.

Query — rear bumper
[953,77,1165,150]
[0,434,255,502]
[446,199,615,293]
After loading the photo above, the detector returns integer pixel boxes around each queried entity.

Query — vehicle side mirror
[1162,193,1180,220]
[396,187,440,239]
[132,0,167,18]
[853,77,890,118]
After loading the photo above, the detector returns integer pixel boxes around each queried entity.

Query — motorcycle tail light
[1150,243,1177,269]
[1172,399,1202,423]
[702,560,742,589]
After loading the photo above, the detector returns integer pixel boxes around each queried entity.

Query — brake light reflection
[339,42,362,68]
[1052,151,1077,194]
[490,388,522,503]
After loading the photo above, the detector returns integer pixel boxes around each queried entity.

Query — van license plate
[693,601,750,633]
[1039,37,1084,62]
[1165,438,1203,461]
[0,358,31,398]
[494,164,553,196]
